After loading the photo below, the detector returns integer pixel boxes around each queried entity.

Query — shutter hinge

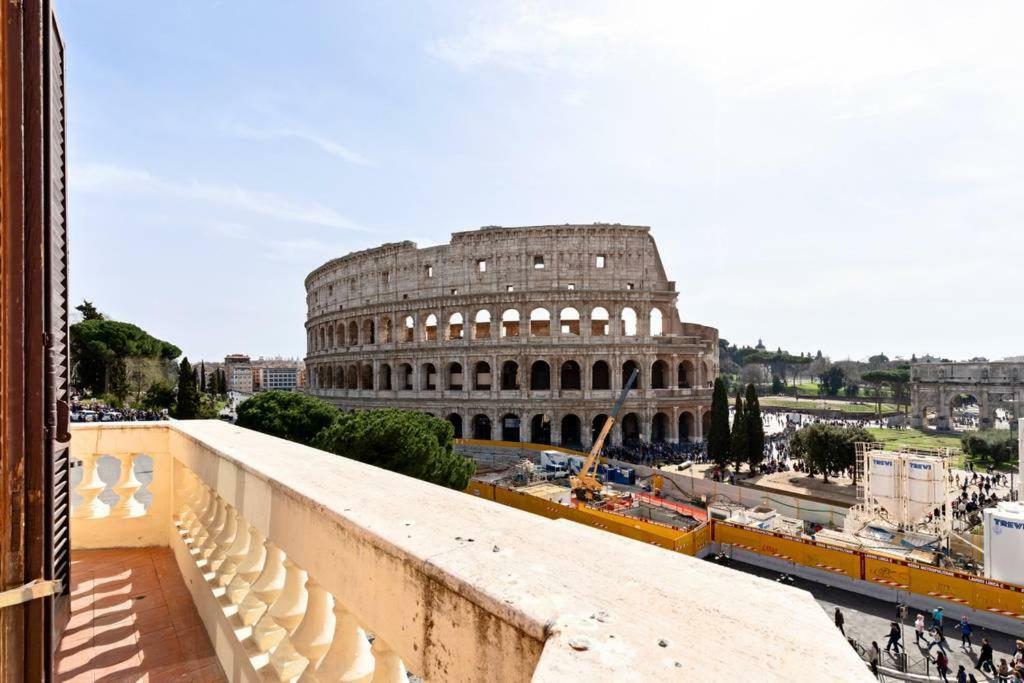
[0,579,63,609]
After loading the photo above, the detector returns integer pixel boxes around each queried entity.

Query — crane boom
[571,368,638,501]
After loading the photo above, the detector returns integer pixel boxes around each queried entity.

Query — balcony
[61,420,870,681]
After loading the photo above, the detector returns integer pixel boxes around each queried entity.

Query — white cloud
[232,125,373,166]
[74,162,366,231]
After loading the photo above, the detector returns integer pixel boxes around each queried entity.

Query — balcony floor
[56,547,225,682]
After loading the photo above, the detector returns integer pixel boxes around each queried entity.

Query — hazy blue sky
[63,1,1023,363]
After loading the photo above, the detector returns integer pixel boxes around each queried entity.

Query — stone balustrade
[70,420,871,682]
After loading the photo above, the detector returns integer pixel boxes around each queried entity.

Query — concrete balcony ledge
[70,421,870,682]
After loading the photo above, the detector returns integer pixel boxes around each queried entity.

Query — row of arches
[310,306,668,352]
[310,358,707,392]
[443,410,707,447]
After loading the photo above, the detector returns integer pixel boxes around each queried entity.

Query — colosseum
[303,224,719,449]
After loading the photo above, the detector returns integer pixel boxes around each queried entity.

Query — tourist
[870,641,881,678]
[935,649,950,682]
[958,616,973,650]
[885,621,902,654]
[998,659,1011,682]
[929,628,948,654]
[977,638,994,673]
[915,613,926,645]
[933,606,944,631]
[834,607,845,636]
[956,664,968,683]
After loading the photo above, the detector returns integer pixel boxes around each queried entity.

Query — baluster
[370,638,407,683]
[111,452,145,518]
[188,485,217,541]
[197,495,227,555]
[175,470,201,524]
[73,452,110,519]
[252,559,308,653]
[228,528,267,604]
[271,580,335,680]
[302,605,373,683]
[238,542,285,625]
[216,518,252,587]
[207,505,239,573]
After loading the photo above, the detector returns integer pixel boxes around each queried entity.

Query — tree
[861,370,888,415]
[707,378,731,468]
[818,366,846,397]
[730,392,747,474]
[109,357,129,404]
[313,409,476,490]
[961,430,1018,467]
[200,361,207,393]
[843,383,860,398]
[75,300,104,321]
[174,357,201,419]
[771,374,784,394]
[142,380,176,412]
[745,383,765,472]
[791,423,870,484]
[236,391,340,445]
[70,312,181,395]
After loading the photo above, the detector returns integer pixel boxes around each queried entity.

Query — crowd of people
[69,395,168,423]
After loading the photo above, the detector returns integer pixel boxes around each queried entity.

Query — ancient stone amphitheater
[304,224,718,449]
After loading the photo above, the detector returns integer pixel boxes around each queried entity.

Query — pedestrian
[915,613,926,645]
[835,607,845,636]
[936,649,950,682]
[870,641,881,678]
[885,621,902,654]
[956,664,967,683]
[978,638,995,673]
[959,616,973,650]
[929,628,948,654]
[933,606,944,631]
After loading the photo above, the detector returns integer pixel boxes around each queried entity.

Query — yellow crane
[571,368,639,502]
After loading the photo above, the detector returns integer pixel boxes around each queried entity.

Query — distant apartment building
[258,366,301,392]
[224,354,253,394]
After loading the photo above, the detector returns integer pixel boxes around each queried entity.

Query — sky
[62,1,1024,363]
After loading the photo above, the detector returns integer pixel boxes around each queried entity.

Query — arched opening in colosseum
[327,325,334,349]
[447,413,463,439]
[530,360,551,390]
[501,414,520,442]
[447,362,463,390]
[529,308,551,337]
[501,361,519,390]
[650,308,664,336]
[421,363,437,391]
[398,363,413,391]
[651,360,668,389]
[501,309,520,338]
[678,361,694,388]
[622,360,641,389]
[701,411,711,435]
[652,413,669,442]
[360,364,373,390]
[318,328,325,350]
[333,366,343,389]
[346,365,358,390]
[447,312,464,340]
[362,319,375,345]
[403,316,414,342]
[591,414,609,444]
[336,322,345,347]
[559,307,580,336]
[679,412,694,440]
[561,414,582,448]
[560,361,581,390]
[473,310,491,339]
[348,321,359,345]
[591,307,609,336]
[472,414,491,440]
[621,412,641,444]
[592,361,610,390]
[473,361,491,390]
[380,317,392,344]
[424,314,438,342]
[620,307,637,336]
[530,414,551,444]
[379,364,392,390]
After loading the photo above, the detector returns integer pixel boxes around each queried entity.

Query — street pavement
[727,560,1022,680]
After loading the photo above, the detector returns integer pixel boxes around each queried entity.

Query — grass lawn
[760,396,901,415]
[865,428,962,452]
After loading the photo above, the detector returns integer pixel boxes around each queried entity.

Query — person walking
[936,649,950,682]
[933,606,945,631]
[996,658,1010,682]
[956,664,968,683]
[929,628,949,654]
[885,621,903,654]
[835,607,845,636]
[870,641,881,679]
[977,638,995,673]
[915,614,927,646]
[959,616,973,651]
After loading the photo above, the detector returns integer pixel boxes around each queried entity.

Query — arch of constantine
[303,224,719,449]
[909,361,1023,430]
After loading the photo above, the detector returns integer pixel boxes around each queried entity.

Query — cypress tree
[745,383,766,472]
[707,377,731,469]
[175,357,200,419]
[200,361,207,393]
[730,391,747,475]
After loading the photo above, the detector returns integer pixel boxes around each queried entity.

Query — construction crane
[571,368,639,503]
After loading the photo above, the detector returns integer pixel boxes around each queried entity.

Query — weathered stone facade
[910,361,1023,430]
[303,224,719,448]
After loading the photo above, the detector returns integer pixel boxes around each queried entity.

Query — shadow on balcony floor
[56,547,225,682]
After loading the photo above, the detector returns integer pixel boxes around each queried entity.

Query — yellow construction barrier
[715,522,861,579]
